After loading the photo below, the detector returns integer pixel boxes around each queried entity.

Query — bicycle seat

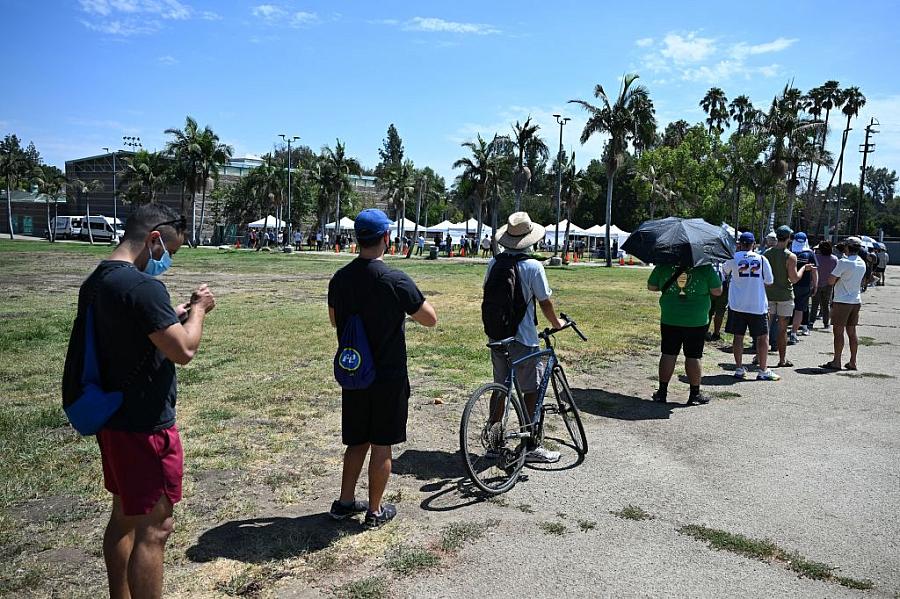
[486,337,517,350]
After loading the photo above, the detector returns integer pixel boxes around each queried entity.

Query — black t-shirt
[80,261,179,432]
[795,249,815,289]
[328,258,425,382]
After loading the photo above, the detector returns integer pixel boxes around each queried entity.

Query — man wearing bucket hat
[483,212,565,463]
[327,209,437,527]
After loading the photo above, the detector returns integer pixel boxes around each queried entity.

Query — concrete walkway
[391,272,899,598]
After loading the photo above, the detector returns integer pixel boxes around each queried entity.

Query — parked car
[50,216,83,240]
[79,216,125,243]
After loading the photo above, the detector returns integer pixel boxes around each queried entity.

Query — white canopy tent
[544,220,586,247]
[448,218,491,239]
[425,219,454,234]
[389,218,421,237]
[325,216,355,230]
[585,224,630,246]
[248,216,285,229]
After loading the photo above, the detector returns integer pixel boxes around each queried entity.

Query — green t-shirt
[648,264,722,327]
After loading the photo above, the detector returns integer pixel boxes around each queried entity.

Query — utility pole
[855,118,879,234]
[551,114,570,264]
[279,134,299,248]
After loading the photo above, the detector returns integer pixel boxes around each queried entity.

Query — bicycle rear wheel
[551,367,588,455]
[459,383,528,495]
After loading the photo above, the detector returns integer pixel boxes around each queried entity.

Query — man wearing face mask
[77,203,215,599]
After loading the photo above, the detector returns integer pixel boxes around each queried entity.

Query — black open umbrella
[622,217,734,267]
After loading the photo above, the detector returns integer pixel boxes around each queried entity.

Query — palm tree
[122,150,171,204]
[321,139,361,239]
[452,134,503,247]
[510,117,548,211]
[247,160,285,237]
[630,94,658,156]
[830,86,866,238]
[69,178,104,244]
[164,116,203,215]
[194,128,233,245]
[700,87,730,134]
[33,167,66,242]
[1,150,30,239]
[635,164,674,221]
[561,153,597,261]
[569,73,655,266]
[728,95,755,134]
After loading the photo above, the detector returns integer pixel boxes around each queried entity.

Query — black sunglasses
[151,216,187,232]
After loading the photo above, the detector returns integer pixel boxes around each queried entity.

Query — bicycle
[459,314,589,495]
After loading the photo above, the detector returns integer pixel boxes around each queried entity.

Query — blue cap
[354,209,391,240]
[794,232,807,242]
[738,231,755,244]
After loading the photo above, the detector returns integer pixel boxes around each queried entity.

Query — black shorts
[341,378,410,446]
[660,323,706,359]
[793,287,811,312]
[709,283,729,316]
[725,309,769,338]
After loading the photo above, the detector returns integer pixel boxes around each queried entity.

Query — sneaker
[525,446,561,463]
[710,333,722,342]
[756,369,781,381]
[364,503,397,528]
[652,390,667,403]
[733,366,747,379]
[329,499,369,520]
[788,333,799,345]
[688,392,711,405]
[799,326,810,336]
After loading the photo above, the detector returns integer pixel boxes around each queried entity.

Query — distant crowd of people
[648,224,889,404]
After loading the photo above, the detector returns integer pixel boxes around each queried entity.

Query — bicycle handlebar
[541,312,588,342]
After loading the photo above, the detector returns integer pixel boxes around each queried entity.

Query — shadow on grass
[420,478,485,512]
[185,513,361,563]
[572,388,690,420]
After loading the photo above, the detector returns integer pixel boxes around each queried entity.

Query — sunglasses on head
[151,216,187,232]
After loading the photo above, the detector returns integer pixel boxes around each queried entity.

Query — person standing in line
[789,232,818,343]
[811,241,837,329]
[706,261,728,342]
[821,237,868,371]
[764,226,813,368]
[327,209,437,527]
[876,247,889,285]
[481,234,491,258]
[64,205,215,599]
[721,232,779,380]
[415,234,425,256]
[648,260,723,405]
[483,212,565,462]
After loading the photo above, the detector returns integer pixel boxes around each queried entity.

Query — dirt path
[264,272,900,598]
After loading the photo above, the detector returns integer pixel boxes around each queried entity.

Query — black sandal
[819,362,840,370]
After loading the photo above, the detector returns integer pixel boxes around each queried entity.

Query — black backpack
[481,253,533,340]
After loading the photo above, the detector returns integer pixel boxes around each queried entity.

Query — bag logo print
[338,347,362,372]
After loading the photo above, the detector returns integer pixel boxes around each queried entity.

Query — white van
[51,216,83,240]
[79,216,125,243]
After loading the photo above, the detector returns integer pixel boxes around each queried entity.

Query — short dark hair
[123,203,186,242]
[818,240,832,256]
[358,232,386,249]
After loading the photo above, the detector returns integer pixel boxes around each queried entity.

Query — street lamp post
[552,114,570,261]
[122,137,142,220]
[102,147,118,234]
[279,134,299,248]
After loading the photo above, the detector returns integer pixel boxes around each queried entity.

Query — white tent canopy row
[542,222,631,245]
[325,216,356,230]
[248,216,286,229]
[424,218,492,238]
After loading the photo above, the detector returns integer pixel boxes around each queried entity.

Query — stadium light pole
[102,147,118,232]
[279,134,300,247]
[122,136,142,220]
[552,114,570,258]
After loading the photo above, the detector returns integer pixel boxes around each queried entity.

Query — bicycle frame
[506,345,558,428]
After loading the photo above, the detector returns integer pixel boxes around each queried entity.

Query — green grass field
[0,239,658,596]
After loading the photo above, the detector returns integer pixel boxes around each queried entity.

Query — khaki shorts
[491,341,544,394]
[830,302,861,327]
[768,300,794,318]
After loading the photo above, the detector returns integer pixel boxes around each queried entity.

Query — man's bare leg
[756,334,769,370]
[831,324,846,367]
[658,354,677,384]
[777,317,788,363]
[684,357,702,386]
[104,495,134,599]
[846,324,858,369]
[733,334,745,369]
[339,443,370,504]
[127,495,174,599]
[367,445,392,514]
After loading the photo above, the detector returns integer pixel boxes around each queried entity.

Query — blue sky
[3,0,899,184]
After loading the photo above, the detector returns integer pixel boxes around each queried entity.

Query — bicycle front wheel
[551,367,588,455]
[459,383,529,495]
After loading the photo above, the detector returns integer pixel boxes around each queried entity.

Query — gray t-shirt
[484,251,552,347]
[831,256,866,304]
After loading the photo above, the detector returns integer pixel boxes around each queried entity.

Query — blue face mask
[143,237,172,276]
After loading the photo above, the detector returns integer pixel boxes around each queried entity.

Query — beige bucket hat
[495,211,546,251]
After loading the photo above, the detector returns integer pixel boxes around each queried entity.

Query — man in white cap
[483,212,565,463]
[821,236,867,371]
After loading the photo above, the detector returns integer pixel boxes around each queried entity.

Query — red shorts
[97,425,184,516]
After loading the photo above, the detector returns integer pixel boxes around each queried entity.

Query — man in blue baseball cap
[327,209,437,528]
[722,232,779,380]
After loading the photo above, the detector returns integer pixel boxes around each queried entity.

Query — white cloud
[290,11,319,26]
[640,31,795,83]
[79,0,211,36]
[252,4,286,20]
[660,32,716,64]
[403,16,500,35]
[252,5,320,27]
[158,55,178,65]
[731,37,797,59]
[201,11,222,21]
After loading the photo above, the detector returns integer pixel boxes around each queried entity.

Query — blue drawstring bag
[334,314,376,390]
[63,305,124,435]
